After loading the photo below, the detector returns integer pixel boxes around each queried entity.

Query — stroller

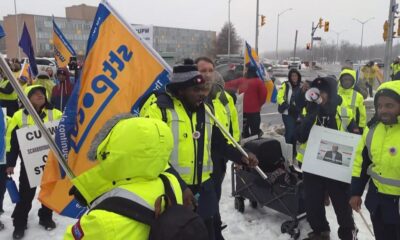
[231,137,306,239]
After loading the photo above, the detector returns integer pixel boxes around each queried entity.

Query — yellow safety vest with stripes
[145,96,213,185]
[212,91,240,142]
[0,79,18,101]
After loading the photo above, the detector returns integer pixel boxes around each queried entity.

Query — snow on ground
[0,127,376,240]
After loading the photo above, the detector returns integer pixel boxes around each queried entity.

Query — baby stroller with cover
[231,137,306,239]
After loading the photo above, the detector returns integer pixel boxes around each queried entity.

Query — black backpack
[91,174,209,240]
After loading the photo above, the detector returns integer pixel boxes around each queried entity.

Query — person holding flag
[144,61,258,240]
[6,85,62,239]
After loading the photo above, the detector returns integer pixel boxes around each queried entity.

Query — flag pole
[205,107,268,180]
[0,54,76,180]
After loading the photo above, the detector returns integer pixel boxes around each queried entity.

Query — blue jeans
[0,165,6,211]
[282,114,297,145]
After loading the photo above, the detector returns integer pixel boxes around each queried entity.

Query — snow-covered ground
[0,163,375,240]
[0,128,375,240]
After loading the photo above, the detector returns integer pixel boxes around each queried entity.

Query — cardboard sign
[302,125,361,183]
[16,121,59,188]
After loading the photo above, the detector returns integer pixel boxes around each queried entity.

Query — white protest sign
[302,125,361,183]
[16,121,60,188]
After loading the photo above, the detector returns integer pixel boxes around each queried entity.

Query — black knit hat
[311,77,336,96]
[374,88,400,107]
[167,62,205,91]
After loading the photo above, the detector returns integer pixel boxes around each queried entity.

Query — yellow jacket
[352,81,400,196]
[65,117,183,240]
[338,69,367,128]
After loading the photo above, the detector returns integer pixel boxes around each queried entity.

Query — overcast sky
[1,0,397,53]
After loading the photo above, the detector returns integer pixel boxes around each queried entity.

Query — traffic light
[261,15,266,26]
[324,21,329,32]
[319,18,323,28]
[383,20,389,41]
[398,19,400,36]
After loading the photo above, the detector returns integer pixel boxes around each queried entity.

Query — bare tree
[216,22,242,54]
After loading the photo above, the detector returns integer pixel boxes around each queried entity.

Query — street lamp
[14,0,21,59]
[331,29,347,64]
[275,8,293,60]
[353,17,374,62]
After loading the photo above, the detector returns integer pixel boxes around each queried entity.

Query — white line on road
[261,112,280,116]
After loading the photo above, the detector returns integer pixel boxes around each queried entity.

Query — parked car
[22,57,57,75]
[371,58,384,68]
[288,57,301,70]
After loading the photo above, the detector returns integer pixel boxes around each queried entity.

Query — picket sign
[16,121,60,188]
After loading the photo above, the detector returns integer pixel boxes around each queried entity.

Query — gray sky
[0,0,396,53]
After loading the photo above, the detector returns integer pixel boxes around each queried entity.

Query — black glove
[278,103,289,113]
[69,185,88,207]
[306,102,319,116]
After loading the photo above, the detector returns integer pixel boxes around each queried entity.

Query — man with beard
[145,61,258,240]
[350,81,400,240]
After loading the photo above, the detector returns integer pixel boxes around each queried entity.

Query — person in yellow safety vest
[195,56,240,240]
[33,71,55,100]
[64,117,187,240]
[295,77,360,240]
[349,81,400,240]
[361,61,382,98]
[277,69,302,152]
[145,60,258,240]
[338,69,367,132]
[391,56,400,80]
[0,68,19,117]
[5,85,62,239]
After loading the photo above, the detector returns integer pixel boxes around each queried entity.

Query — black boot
[12,228,25,239]
[303,231,330,240]
[39,219,56,231]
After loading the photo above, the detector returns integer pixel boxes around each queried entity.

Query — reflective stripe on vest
[366,125,400,187]
[169,109,191,175]
[21,109,54,128]
[203,113,212,174]
[90,187,154,211]
[340,107,349,131]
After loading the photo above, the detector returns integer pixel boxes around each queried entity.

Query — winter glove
[278,103,289,113]
[69,185,88,207]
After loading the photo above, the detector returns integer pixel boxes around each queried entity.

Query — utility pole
[293,30,298,59]
[255,0,259,54]
[383,0,397,82]
[275,8,293,60]
[332,30,347,64]
[228,0,231,61]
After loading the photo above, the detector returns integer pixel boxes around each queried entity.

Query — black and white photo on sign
[302,125,361,183]
[317,140,354,167]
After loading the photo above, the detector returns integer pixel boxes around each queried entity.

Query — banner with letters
[53,18,76,68]
[39,0,171,218]
[16,121,59,188]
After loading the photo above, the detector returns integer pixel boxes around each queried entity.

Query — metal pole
[0,54,75,180]
[205,107,268,180]
[360,23,364,61]
[275,14,280,60]
[275,8,293,61]
[311,22,315,65]
[228,0,231,61]
[336,33,339,63]
[383,0,396,82]
[14,0,21,59]
[293,30,298,59]
[255,0,259,54]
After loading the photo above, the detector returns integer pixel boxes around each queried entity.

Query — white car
[22,57,57,76]
[288,57,301,70]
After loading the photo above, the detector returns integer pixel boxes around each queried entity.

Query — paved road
[260,64,375,128]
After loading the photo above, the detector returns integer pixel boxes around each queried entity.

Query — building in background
[2,4,216,65]
[0,21,6,54]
